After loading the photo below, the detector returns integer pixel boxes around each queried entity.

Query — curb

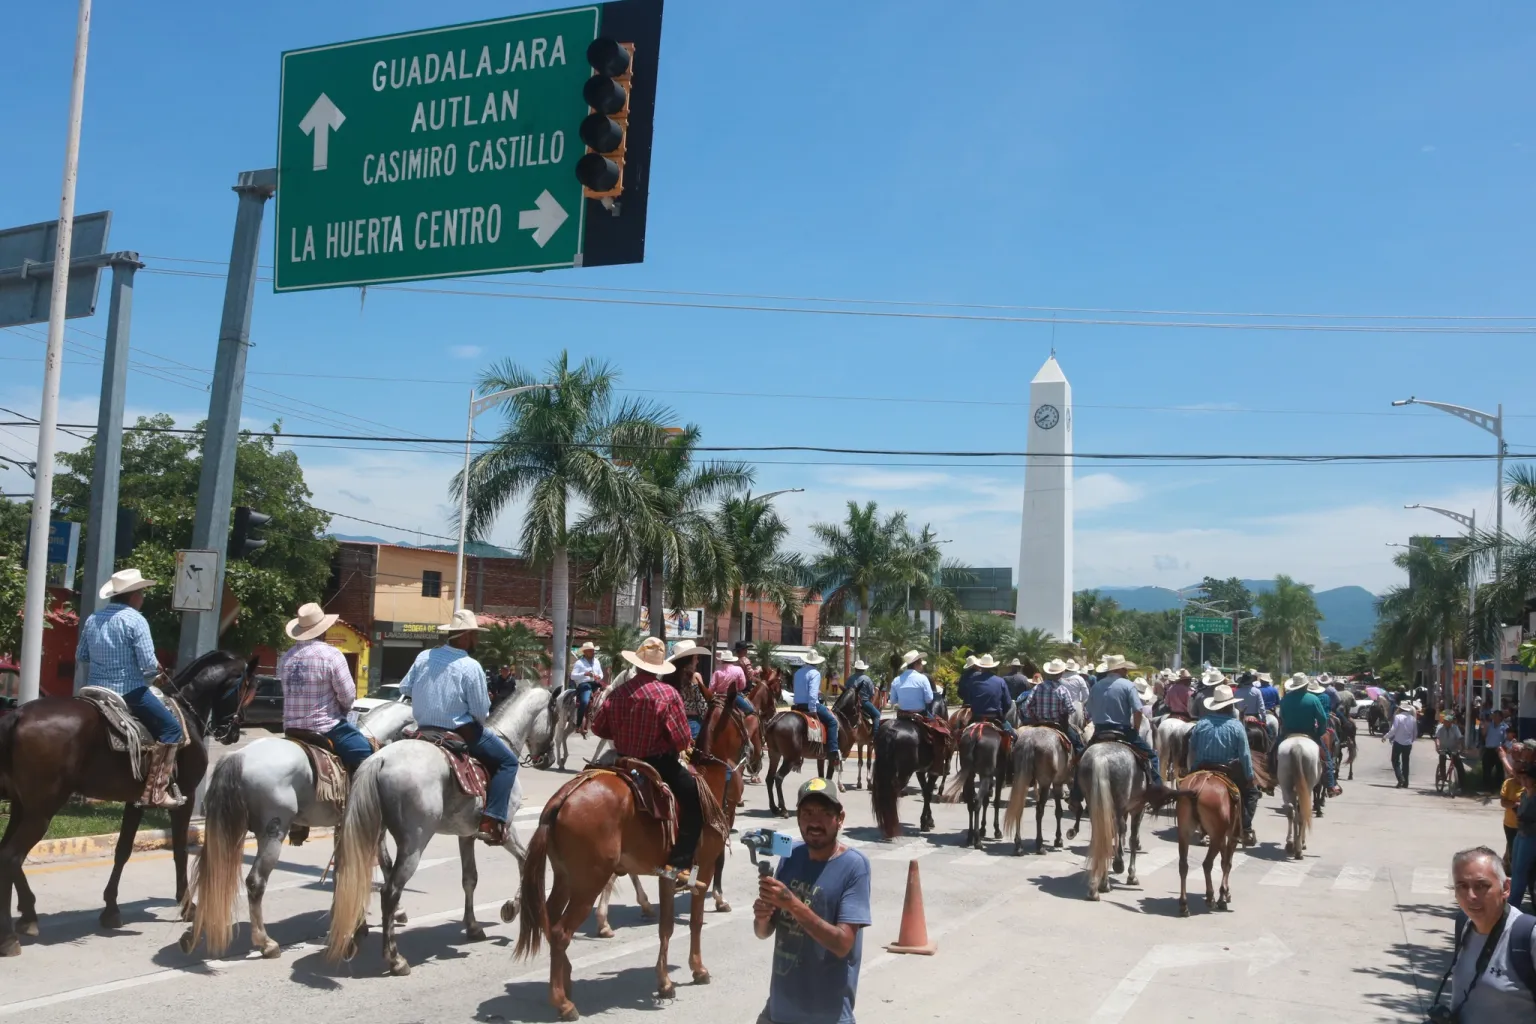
[23,824,337,865]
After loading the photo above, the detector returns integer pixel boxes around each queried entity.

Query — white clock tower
[1015,355,1073,640]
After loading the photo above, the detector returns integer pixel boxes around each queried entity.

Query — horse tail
[1087,753,1116,886]
[325,755,385,964]
[0,709,17,799]
[514,818,553,960]
[1003,741,1030,835]
[1294,745,1313,851]
[182,752,248,955]
[870,723,905,840]
[941,732,969,803]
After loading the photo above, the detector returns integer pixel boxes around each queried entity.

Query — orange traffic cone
[884,859,936,955]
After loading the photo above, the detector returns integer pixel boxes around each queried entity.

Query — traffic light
[575,38,634,199]
[228,507,271,561]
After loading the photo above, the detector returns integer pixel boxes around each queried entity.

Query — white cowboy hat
[1306,677,1326,694]
[1100,654,1137,674]
[1257,673,1273,684]
[1201,667,1225,687]
[1132,677,1152,698]
[1064,659,1080,672]
[800,649,826,666]
[667,639,710,662]
[438,608,485,633]
[621,637,676,676]
[1204,683,1240,712]
[1042,658,1068,676]
[1284,672,1311,692]
[99,567,155,600]
[717,650,738,664]
[973,654,1000,670]
[579,641,597,653]
[901,649,926,669]
[963,655,978,668]
[285,602,339,642]
[1317,672,1332,684]
[852,659,869,671]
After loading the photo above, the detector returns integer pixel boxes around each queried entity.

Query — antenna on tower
[1050,313,1057,358]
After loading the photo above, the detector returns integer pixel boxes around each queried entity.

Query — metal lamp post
[1404,503,1478,730]
[454,384,554,612]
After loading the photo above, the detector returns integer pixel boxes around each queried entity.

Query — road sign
[274,0,663,292]
[0,211,111,328]
[172,549,220,612]
[1185,616,1233,635]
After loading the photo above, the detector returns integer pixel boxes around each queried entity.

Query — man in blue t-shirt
[754,777,873,1023]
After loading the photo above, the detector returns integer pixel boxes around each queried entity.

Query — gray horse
[1276,735,1319,860]
[1003,722,1078,855]
[178,701,415,958]
[324,686,550,976]
[1078,741,1146,899]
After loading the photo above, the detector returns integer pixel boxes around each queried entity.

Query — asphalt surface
[1,731,1493,1023]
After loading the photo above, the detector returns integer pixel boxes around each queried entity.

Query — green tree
[703,494,802,645]
[1460,465,1536,658]
[808,501,914,655]
[1375,543,1467,690]
[52,415,334,653]
[862,614,931,682]
[946,610,1015,654]
[1251,575,1323,676]
[0,499,29,657]
[588,621,643,676]
[1073,591,1122,632]
[460,353,660,690]
[475,622,550,682]
[1198,576,1255,615]
[996,627,1063,675]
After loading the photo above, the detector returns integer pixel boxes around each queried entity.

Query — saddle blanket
[775,709,825,749]
[283,733,349,811]
[963,721,1013,762]
[76,686,190,781]
[1181,768,1242,808]
[412,728,489,801]
[561,757,680,849]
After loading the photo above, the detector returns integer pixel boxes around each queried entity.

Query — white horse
[1155,716,1195,783]
[324,687,551,976]
[178,701,415,958]
[1276,735,1319,860]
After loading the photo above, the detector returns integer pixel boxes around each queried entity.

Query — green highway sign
[275,0,662,292]
[1185,616,1234,635]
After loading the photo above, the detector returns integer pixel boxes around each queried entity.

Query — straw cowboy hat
[717,649,738,664]
[1204,683,1240,712]
[1257,673,1273,684]
[579,641,597,653]
[1132,677,1153,699]
[901,650,926,669]
[99,567,155,601]
[438,608,485,633]
[1284,672,1311,692]
[800,649,826,666]
[622,637,675,676]
[1201,667,1225,687]
[1176,668,1192,681]
[1042,658,1068,676]
[852,659,869,671]
[1100,654,1137,674]
[285,602,338,643]
[1064,659,1080,673]
[963,655,978,669]
[973,654,1000,670]
[667,639,710,662]
[1307,676,1326,695]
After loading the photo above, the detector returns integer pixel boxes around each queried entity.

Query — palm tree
[1073,591,1121,632]
[998,627,1063,675]
[1251,575,1323,676]
[708,494,803,645]
[458,352,664,690]
[1460,465,1536,657]
[808,501,914,657]
[1375,543,1468,696]
[862,614,931,682]
[475,622,551,682]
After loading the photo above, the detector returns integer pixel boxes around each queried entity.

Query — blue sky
[3,1,1534,594]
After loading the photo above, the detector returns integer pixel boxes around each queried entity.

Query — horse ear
[246,654,261,676]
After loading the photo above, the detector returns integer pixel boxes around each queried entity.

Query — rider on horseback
[709,649,758,718]
[591,637,702,884]
[1019,659,1084,754]
[1272,673,1342,797]
[399,609,519,845]
[965,655,1016,740]
[76,569,184,808]
[845,660,879,733]
[1188,684,1259,846]
[570,641,605,738]
[890,650,936,718]
[1085,655,1174,808]
[1163,669,1195,721]
[791,650,840,771]
[278,603,372,773]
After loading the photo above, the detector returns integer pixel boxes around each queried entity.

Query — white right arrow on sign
[299,93,345,172]
[518,190,569,248]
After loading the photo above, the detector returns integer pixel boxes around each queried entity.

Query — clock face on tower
[1033,404,1061,430]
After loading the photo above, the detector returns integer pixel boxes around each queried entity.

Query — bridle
[164,663,253,746]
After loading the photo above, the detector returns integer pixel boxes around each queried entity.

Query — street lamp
[749,487,804,504]
[1405,503,1479,730]
[455,384,555,612]
[1393,395,1505,702]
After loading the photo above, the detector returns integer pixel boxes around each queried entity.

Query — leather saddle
[415,727,489,800]
[1184,761,1244,808]
[779,707,826,750]
[964,719,1013,762]
[77,686,190,781]
[1022,720,1074,755]
[575,754,680,849]
[1086,727,1151,767]
[898,710,952,773]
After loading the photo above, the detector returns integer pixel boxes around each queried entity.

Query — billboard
[638,606,702,639]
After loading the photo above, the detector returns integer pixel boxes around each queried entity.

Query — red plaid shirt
[592,672,692,758]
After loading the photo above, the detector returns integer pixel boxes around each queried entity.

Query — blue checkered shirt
[1188,714,1253,780]
[76,603,159,694]
[1022,678,1073,724]
[400,645,490,729]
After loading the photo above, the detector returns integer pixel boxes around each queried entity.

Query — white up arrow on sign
[299,94,345,172]
[518,190,569,248]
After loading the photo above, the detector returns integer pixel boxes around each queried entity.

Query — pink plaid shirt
[278,639,356,733]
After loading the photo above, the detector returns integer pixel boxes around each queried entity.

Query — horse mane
[831,684,858,717]
[171,649,247,693]
[490,685,558,754]
[697,694,728,755]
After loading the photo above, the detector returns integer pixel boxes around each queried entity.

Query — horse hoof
[639,906,656,921]
[1087,891,1101,902]
[1054,839,1064,849]
[0,937,20,957]
[693,970,711,985]
[98,909,121,931]
[1099,880,1111,893]
[558,1007,580,1022]
[656,984,676,1001]
[19,918,40,938]
[393,910,408,925]
[260,939,281,959]
[1127,874,1138,887]
[179,902,196,923]
[1066,828,1079,841]
[500,900,518,924]
[466,925,487,942]
[596,925,614,939]
[1216,900,1229,912]
[389,958,412,977]
[714,900,732,914]
[1179,905,1190,918]
[178,929,196,955]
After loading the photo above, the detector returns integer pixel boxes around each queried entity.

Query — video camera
[739,828,794,878]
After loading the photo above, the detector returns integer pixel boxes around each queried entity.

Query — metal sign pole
[176,169,275,667]
[19,0,93,705]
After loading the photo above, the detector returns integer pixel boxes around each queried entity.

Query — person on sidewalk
[753,778,872,1024]
[1485,710,1510,794]
[1439,846,1536,1019]
[278,602,371,772]
[399,609,517,845]
[1384,700,1419,789]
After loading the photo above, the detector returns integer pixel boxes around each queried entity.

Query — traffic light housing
[576,38,634,200]
[229,507,271,561]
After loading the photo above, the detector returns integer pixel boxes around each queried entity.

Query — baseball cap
[796,777,843,811]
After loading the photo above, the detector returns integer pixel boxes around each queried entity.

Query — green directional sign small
[1185,616,1234,635]
[274,0,662,292]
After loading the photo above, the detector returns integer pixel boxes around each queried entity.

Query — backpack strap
[1509,912,1536,1003]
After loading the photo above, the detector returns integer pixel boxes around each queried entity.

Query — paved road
[2,734,1493,1023]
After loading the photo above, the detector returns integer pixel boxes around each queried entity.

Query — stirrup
[657,865,693,887]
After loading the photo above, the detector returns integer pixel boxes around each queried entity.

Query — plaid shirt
[592,671,692,758]
[76,603,159,694]
[1022,678,1073,724]
[278,639,355,733]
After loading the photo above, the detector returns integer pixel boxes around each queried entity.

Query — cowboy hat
[1042,658,1068,676]
[667,638,710,662]
[800,649,826,666]
[1317,672,1333,684]
[717,649,738,663]
[579,641,596,653]
[1100,654,1137,674]
[852,659,869,671]
[285,602,339,642]
[1204,683,1240,712]
[1008,657,1023,667]
[622,637,676,676]
[1257,673,1273,684]
[1132,677,1152,698]
[1201,667,1225,687]
[963,655,978,668]
[973,654,1000,670]
[99,567,155,601]
[1064,659,1080,672]
[1176,668,1192,680]
[1284,672,1311,692]
[900,649,926,668]
[1307,677,1326,694]
[438,608,485,633]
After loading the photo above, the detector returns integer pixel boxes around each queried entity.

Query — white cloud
[450,345,483,360]
[1076,472,1141,511]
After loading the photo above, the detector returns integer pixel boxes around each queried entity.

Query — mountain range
[1085,580,1380,648]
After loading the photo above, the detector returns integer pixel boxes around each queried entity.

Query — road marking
[1260,861,1312,887]
[1132,848,1176,876]
[872,844,937,862]
[1333,865,1375,891]
[865,877,1042,973]
[1412,867,1449,895]
[955,849,1005,867]
[1089,933,1293,1024]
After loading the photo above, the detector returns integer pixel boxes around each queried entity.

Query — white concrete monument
[1015,355,1073,639]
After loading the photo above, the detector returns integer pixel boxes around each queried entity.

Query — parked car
[1351,697,1375,719]
[353,682,404,724]
[242,674,284,730]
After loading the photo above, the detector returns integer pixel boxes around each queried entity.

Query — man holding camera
[753,778,872,1024]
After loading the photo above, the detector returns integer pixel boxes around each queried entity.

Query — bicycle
[1435,752,1463,796]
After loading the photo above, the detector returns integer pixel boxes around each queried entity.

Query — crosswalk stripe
[1412,867,1448,895]
[873,844,938,862]
[1261,861,1313,886]
[1133,849,1177,876]
[1333,864,1375,891]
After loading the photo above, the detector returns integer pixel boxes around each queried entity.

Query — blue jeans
[463,723,519,824]
[325,720,372,772]
[123,685,182,744]
[1095,724,1161,778]
[860,699,879,731]
[688,717,702,741]
[808,705,839,756]
[1510,835,1536,910]
[575,682,593,727]
[734,694,756,718]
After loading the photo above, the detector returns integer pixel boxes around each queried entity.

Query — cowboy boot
[474,815,507,845]
[137,744,186,809]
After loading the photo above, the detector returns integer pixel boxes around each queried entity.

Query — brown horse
[831,685,875,790]
[0,651,257,956]
[763,708,832,817]
[514,695,738,1020]
[1174,768,1242,916]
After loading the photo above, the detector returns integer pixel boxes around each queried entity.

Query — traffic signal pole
[176,169,275,667]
